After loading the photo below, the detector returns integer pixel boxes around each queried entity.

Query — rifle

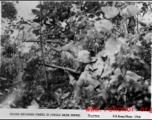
[38,63,81,75]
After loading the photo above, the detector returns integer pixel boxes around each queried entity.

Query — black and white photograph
[0,1,151,118]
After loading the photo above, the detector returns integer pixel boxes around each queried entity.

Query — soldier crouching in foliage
[65,50,107,107]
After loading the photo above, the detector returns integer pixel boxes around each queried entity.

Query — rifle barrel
[39,63,81,75]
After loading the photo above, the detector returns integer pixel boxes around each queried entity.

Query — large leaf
[143,32,152,41]
[125,71,143,82]
[31,9,40,16]
[101,7,119,19]
[94,19,113,33]
[120,5,142,19]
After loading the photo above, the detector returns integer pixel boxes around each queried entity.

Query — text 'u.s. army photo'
[0,1,151,119]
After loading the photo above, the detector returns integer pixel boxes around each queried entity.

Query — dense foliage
[2,2,17,20]
[0,1,151,110]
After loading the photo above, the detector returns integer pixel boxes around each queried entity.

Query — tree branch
[25,39,65,45]
[46,39,65,45]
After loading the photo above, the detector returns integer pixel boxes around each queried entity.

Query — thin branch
[40,1,48,88]
[136,15,139,34]
[46,39,65,45]
[25,39,65,45]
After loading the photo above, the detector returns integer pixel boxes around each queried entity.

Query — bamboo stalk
[40,1,48,89]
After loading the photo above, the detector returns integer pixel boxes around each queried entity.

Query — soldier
[66,50,105,105]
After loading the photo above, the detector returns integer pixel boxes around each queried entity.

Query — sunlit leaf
[27,100,39,109]
[125,71,143,82]
[121,5,142,19]
[0,77,7,81]
[94,19,113,33]
[5,89,10,92]
[0,92,3,96]
[60,92,70,99]
[101,7,119,19]
[143,32,152,41]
